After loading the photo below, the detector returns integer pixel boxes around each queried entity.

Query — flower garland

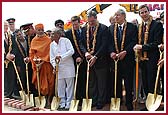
[86,22,99,54]
[114,22,127,53]
[72,26,83,58]
[15,38,26,58]
[138,15,153,60]
[4,32,12,68]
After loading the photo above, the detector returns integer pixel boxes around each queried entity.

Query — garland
[15,37,26,58]
[28,36,31,48]
[114,22,127,53]
[86,22,99,54]
[138,15,153,60]
[72,26,83,58]
[4,32,12,68]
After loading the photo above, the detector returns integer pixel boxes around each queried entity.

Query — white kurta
[50,37,75,79]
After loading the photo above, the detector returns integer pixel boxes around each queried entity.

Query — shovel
[146,50,163,111]
[24,59,34,107]
[34,58,46,108]
[81,59,92,111]
[110,56,120,111]
[12,59,26,103]
[51,58,61,111]
[132,49,139,110]
[69,62,81,111]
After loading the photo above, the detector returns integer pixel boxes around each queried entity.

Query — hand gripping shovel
[12,59,26,103]
[51,58,61,111]
[81,59,92,111]
[146,50,163,111]
[69,62,81,111]
[110,56,120,111]
[24,59,34,107]
[34,58,46,108]
[132,49,139,110]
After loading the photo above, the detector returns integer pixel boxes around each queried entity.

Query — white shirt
[118,23,124,30]
[50,37,75,79]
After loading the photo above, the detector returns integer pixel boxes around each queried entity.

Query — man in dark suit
[13,29,27,93]
[20,23,38,96]
[108,9,138,110]
[79,11,109,109]
[4,21,17,99]
[133,5,163,111]
[65,16,86,105]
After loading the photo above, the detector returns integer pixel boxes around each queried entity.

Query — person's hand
[133,44,142,51]
[157,59,164,68]
[55,56,61,63]
[24,57,30,63]
[76,57,82,63]
[85,52,92,60]
[158,44,164,51]
[6,53,15,61]
[118,51,127,60]
[89,56,97,67]
[110,52,117,60]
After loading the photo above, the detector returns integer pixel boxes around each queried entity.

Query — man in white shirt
[50,27,75,110]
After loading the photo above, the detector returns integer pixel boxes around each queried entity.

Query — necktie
[77,30,81,39]
[90,27,95,35]
[143,23,147,33]
[118,26,122,42]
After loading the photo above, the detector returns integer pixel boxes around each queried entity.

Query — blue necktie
[118,26,122,42]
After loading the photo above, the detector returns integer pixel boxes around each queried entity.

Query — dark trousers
[140,61,158,96]
[4,62,17,97]
[111,60,134,106]
[88,66,108,106]
[76,61,87,101]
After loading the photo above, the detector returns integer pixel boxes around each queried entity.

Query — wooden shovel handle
[12,60,24,91]
[154,50,164,98]
[86,60,90,100]
[73,62,81,100]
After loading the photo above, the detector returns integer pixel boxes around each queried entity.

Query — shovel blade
[35,96,46,108]
[51,96,61,111]
[81,99,92,111]
[19,91,26,103]
[146,93,162,111]
[26,94,34,107]
[69,100,79,111]
[110,98,120,111]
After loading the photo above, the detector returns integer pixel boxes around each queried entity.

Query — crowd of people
[3,4,164,111]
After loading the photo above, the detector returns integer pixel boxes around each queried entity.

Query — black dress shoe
[140,107,148,111]
[96,104,103,109]
[127,104,133,111]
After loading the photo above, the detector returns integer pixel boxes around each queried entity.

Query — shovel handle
[114,59,119,99]
[135,49,139,101]
[25,62,30,96]
[12,60,24,91]
[86,59,90,100]
[36,64,41,98]
[73,62,81,100]
[153,50,164,97]
[55,59,59,97]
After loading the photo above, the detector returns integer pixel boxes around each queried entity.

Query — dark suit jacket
[65,28,85,60]
[108,22,138,62]
[79,23,109,68]
[141,20,163,65]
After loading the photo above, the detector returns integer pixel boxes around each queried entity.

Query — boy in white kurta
[50,27,75,109]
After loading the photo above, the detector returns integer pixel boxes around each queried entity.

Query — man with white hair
[50,27,75,110]
[108,9,138,110]
[4,20,17,99]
